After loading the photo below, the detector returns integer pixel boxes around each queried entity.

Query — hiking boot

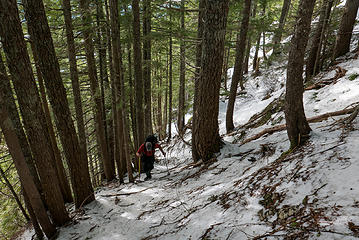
[144,172,152,181]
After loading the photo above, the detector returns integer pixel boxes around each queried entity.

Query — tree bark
[313,0,334,74]
[167,0,173,142]
[23,0,95,208]
[62,0,88,178]
[0,97,56,238]
[143,0,153,136]
[272,0,291,55]
[110,0,134,183]
[34,60,73,204]
[332,0,359,59]
[285,0,315,148]
[0,0,69,225]
[0,51,43,204]
[226,0,251,133]
[133,0,145,145]
[96,0,114,171]
[177,0,186,134]
[79,0,115,182]
[192,0,205,162]
[305,0,332,80]
[193,0,229,162]
[22,189,44,240]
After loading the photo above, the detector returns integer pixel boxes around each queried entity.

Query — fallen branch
[100,187,152,197]
[241,107,356,145]
[345,105,359,124]
[305,66,347,91]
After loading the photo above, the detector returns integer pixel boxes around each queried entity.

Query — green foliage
[349,73,359,81]
[0,148,27,239]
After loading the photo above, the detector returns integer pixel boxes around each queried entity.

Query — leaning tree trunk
[143,0,153,136]
[34,60,73,204]
[193,0,229,162]
[0,96,56,238]
[272,0,291,55]
[0,51,43,203]
[23,0,95,208]
[332,0,359,59]
[133,0,145,146]
[225,0,251,133]
[22,189,43,239]
[305,0,330,81]
[0,0,69,226]
[62,0,88,173]
[285,0,315,149]
[177,0,186,134]
[79,0,115,182]
[192,0,205,162]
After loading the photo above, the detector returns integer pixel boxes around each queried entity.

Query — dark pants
[141,155,154,178]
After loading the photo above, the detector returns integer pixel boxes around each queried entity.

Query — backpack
[144,134,158,152]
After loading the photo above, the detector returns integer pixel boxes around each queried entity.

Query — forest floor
[19,55,359,240]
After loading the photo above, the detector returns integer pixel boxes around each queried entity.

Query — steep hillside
[20,57,359,240]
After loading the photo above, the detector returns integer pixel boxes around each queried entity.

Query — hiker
[136,134,166,181]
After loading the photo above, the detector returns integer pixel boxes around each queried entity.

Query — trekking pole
[165,155,170,176]
[138,156,141,180]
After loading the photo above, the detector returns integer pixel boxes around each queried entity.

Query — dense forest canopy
[0,0,358,238]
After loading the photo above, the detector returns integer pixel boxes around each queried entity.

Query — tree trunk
[223,31,232,89]
[193,0,229,162]
[306,0,331,80]
[0,0,69,225]
[143,0,153,136]
[24,0,95,208]
[0,97,56,238]
[0,51,44,204]
[163,51,168,139]
[244,38,251,74]
[192,0,205,162]
[272,0,291,55]
[133,0,145,146]
[124,5,138,150]
[62,0,88,180]
[285,0,315,149]
[314,0,334,74]
[177,0,186,134]
[110,0,134,183]
[167,0,173,142]
[253,33,261,72]
[157,54,163,139]
[226,0,251,133]
[79,0,115,182]
[96,0,114,172]
[22,189,43,240]
[332,0,359,59]
[128,45,137,148]
[34,60,73,204]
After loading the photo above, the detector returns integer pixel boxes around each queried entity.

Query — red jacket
[137,143,160,157]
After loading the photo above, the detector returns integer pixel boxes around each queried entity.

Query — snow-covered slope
[19,57,359,240]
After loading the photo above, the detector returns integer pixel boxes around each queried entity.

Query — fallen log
[240,106,357,145]
[304,66,347,91]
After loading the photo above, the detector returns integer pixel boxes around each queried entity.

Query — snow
[18,46,359,240]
